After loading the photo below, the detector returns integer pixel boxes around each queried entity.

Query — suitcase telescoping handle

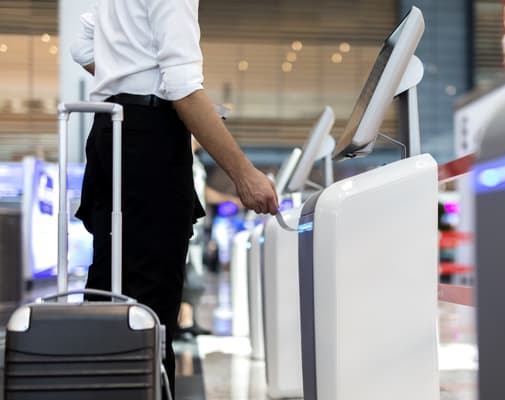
[57,102,124,298]
[40,288,135,303]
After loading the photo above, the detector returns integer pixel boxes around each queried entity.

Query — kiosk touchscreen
[274,147,302,195]
[333,7,424,160]
[287,106,335,192]
[296,7,439,400]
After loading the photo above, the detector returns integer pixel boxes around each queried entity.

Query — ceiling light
[286,52,297,62]
[0,44,8,53]
[282,62,293,72]
[339,42,351,53]
[41,33,51,43]
[49,45,58,55]
[331,53,343,63]
[238,60,249,72]
[291,41,303,51]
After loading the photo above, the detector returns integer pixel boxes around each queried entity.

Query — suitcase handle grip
[58,102,123,119]
[39,289,136,304]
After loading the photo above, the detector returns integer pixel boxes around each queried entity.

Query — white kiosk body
[298,154,439,400]
[231,229,252,337]
[248,223,266,360]
[262,208,304,399]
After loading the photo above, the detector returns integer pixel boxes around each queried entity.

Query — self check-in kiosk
[231,146,302,338]
[231,107,334,339]
[259,107,335,398]
[296,7,440,400]
[262,208,304,398]
[246,147,302,359]
[475,103,505,400]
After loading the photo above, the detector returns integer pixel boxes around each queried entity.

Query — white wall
[59,0,95,162]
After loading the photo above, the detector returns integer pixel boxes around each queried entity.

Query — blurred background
[1,1,504,399]
[0,0,503,168]
[1,0,503,286]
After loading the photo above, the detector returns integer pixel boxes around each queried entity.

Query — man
[70,1,278,398]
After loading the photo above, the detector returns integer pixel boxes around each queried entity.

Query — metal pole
[324,154,333,187]
[407,86,421,156]
[398,86,421,157]
[57,115,69,295]
[78,79,86,162]
[111,119,122,295]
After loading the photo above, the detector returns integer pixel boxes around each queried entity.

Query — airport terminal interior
[1,0,505,399]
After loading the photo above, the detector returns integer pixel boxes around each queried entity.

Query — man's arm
[174,90,278,215]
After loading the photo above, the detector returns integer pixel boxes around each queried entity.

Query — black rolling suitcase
[3,102,171,400]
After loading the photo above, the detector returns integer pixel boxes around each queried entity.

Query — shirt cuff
[160,61,204,101]
[70,12,95,66]
[70,39,94,66]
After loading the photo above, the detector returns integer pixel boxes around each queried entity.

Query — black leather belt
[105,93,172,108]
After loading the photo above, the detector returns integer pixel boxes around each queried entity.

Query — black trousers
[76,98,204,398]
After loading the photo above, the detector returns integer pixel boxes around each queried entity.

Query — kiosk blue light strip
[474,155,505,194]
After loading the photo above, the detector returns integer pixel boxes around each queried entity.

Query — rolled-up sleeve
[146,0,204,101]
[70,4,96,66]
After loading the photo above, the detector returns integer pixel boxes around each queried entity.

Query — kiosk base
[299,154,440,400]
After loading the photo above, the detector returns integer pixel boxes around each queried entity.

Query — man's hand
[233,165,278,215]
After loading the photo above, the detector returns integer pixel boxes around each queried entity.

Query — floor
[0,272,477,400]
[194,273,478,400]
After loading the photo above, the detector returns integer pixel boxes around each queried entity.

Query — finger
[268,197,278,215]
[269,181,279,209]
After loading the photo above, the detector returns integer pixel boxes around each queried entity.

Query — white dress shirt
[70,0,204,102]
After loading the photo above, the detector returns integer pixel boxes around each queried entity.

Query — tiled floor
[192,273,478,400]
[0,273,478,400]
[439,303,477,400]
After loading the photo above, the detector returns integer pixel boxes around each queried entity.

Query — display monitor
[26,160,92,279]
[275,147,303,195]
[0,163,23,201]
[333,6,425,160]
[287,106,335,192]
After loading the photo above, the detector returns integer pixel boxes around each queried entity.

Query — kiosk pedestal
[263,208,304,399]
[298,154,439,400]
[248,224,265,361]
[231,230,251,337]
